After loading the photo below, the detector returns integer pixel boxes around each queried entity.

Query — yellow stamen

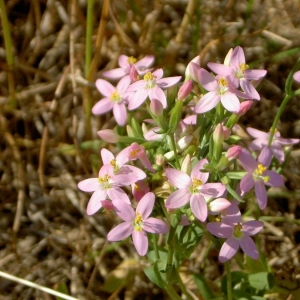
[218,77,228,86]
[134,212,143,231]
[255,163,267,176]
[239,63,249,73]
[110,90,121,102]
[190,178,203,193]
[127,56,137,64]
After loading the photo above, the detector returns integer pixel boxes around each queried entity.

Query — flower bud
[225,145,242,161]
[181,154,191,175]
[238,100,253,116]
[177,80,192,100]
[213,124,225,145]
[132,180,150,202]
[97,129,119,143]
[185,56,201,80]
[150,99,163,116]
[129,65,140,82]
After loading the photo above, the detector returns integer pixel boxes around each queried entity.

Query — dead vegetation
[0,0,300,299]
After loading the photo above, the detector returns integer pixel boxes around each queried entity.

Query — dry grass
[0,0,300,299]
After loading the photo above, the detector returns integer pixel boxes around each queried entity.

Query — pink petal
[116,147,130,165]
[207,62,233,76]
[108,187,131,204]
[254,180,268,209]
[293,70,300,83]
[113,200,135,221]
[200,183,226,198]
[113,103,127,126]
[152,68,163,80]
[197,68,218,91]
[190,193,208,222]
[244,69,267,81]
[239,148,257,172]
[86,190,106,215]
[246,127,268,139]
[220,93,240,113]
[135,55,155,69]
[132,230,148,256]
[95,79,116,97]
[242,220,264,236]
[157,76,181,88]
[107,222,133,241]
[219,237,239,262]
[264,171,284,187]
[240,80,260,100]
[165,188,191,209]
[128,88,148,110]
[231,46,245,69]
[117,75,132,92]
[191,159,209,183]
[118,54,130,69]
[143,218,169,234]
[206,222,233,238]
[127,80,146,92]
[101,148,114,165]
[166,168,191,189]
[119,165,146,181]
[240,173,255,193]
[136,192,155,219]
[209,198,231,213]
[149,87,167,108]
[239,235,259,259]
[102,68,127,80]
[78,178,99,192]
[194,92,220,114]
[92,98,114,115]
[257,146,272,167]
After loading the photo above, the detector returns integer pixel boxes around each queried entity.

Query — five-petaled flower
[239,146,284,209]
[107,192,169,256]
[165,159,226,222]
[206,218,264,262]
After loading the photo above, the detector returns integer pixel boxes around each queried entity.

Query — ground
[0,0,300,299]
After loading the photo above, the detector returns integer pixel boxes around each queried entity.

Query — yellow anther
[255,163,267,176]
[144,72,155,81]
[110,159,117,167]
[239,63,249,73]
[98,174,110,183]
[218,77,228,86]
[127,56,137,64]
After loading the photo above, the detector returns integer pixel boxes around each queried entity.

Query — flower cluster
[78,47,299,265]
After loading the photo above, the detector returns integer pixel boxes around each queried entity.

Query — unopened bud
[97,129,119,143]
[225,145,242,161]
[238,100,253,116]
[150,99,163,116]
[129,65,139,82]
[178,80,192,100]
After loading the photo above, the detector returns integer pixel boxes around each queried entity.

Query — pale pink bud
[185,56,201,80]
[132,180,150,202]
[101,200,114,211]
[213,124,225,144]
[181,154,191,175]
[178,80,192,100]
[150,99,163,116]
[209,198,231,213]
[225,145,242,161]
[238,100,253,116]
[155,153,165,166]
[223,126,231,140]
[97,129,119,143]
[129,65,140,82]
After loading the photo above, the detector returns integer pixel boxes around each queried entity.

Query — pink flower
[165,159,226,222]
[246,127,299,162]
[239,147,284,209]
[107,192,169,256]
[128,143,155,173]
[92,76,132,126]
[100,148,146,181]
[127,69,181,110]
[208,46,267,100]
[206,219,264,262]
[131,180,150,202]
[78,164,137,215]
[102,55,154,80]
[194,68,249,114]
[97,129,119,143]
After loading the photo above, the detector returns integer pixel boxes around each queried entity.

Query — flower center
[253,163,270,182]
[98,174,112,189]
[110,159,120,174]
[144,72,156,89]
[110,90,122,103]
[233,223,244,239]
[235,63,249,79]
[134,212,143,231]
[190,178,203,193]
[127,56,137,64]
[217,77,229,95]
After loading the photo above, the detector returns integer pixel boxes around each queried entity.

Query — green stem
[168,134,180,169]
[225,261,233,300]
[165,285,182,300]
[268,93,293,146]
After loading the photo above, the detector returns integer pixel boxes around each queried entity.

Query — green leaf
[247,272,275,290]
[193,274,215,300]
[144,259,167,288]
